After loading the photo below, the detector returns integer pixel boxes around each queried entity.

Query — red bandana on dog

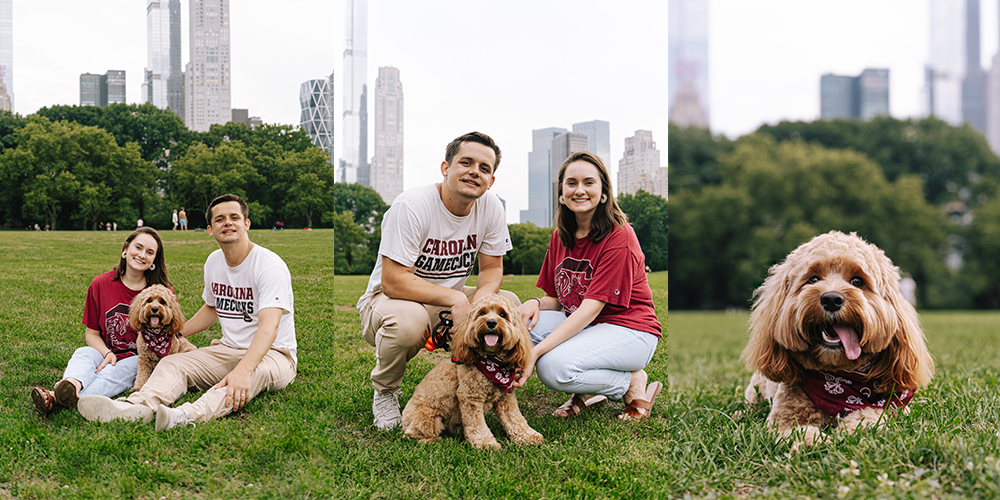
[799,361,914,417]
[453,356,515,393]
[142,327,173,358]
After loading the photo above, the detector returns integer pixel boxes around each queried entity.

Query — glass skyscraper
[144,0,184,119]
[185,0,231,132]
[520,127,566,227]
[0,0,11,111]
[339,0,368,185]
[300,73,335,166]
[668,0,709,128]
[372,66,403,204]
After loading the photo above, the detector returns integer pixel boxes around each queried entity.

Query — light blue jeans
[530,311,659,400]
[62,346,138,398]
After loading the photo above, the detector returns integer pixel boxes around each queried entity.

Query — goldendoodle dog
[401,294,544,450]
[128,284,193,391]
[741,231,934,450]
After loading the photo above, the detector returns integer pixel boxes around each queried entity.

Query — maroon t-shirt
[537,224,662,337]
[81,270,156,360]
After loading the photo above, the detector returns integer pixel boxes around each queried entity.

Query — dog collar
[799,363,914,417]
[452,355,515,393]
[142,327,174,358]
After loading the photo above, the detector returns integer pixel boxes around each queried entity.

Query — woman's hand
[519,299,541,331]
[95,351,116,373]
[513,349,538,388]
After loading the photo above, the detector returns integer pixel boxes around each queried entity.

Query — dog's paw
[787,425,826,452]
[470,439,501,450]
[512,430,543,446]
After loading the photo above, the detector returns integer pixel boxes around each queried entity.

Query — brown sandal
[54,379,80,408]
[618,381,662,421]
[554,394,607,418]
[31,386,58,414]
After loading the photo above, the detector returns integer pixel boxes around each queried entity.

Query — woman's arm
[86,327,117,372]
[517,294,560,330]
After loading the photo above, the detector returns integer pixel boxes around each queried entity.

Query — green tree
[505,223,551,275]
[332,210,370,275]
[667,122,735,194]
[333,183,389,229]
[618,191,667,271]
[170,142,259,227]
[36,103,189,162]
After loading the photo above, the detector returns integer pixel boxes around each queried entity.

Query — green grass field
[668,310,1000,498]
[333,271,668,499]
[2,229,335,499]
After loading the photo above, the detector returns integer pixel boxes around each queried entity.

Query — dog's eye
[146,298,153,303]
[851,277,864,287]
[499,311,507,319]
[807,276,820,284]
[479,310,486,316]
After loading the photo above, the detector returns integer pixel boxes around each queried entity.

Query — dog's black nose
[486,319,497,330]
[821,292,844,312]
[151,306,159,314]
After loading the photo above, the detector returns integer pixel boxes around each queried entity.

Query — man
[179,207,188,231]
[78,194,297,431]
[357,131,518,430]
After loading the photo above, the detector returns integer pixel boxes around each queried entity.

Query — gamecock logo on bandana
[105,303,137,353]
[554,258,594,313]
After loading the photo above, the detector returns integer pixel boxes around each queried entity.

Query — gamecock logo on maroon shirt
[554,258,594,313]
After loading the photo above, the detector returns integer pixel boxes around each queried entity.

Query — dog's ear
[128,290,146,332]
[867,280,934,392]
[167,294,186,336]
[450,306,477,364]
[742,259,803,383]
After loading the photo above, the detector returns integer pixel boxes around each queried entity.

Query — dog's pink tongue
[485,334,499,347]
[834,325,861,360]
[150,316,160,326]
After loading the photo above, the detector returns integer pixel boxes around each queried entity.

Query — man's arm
[212,306,281,411]
[471,253,504,304]
[180,304,219,337]
[381,255,471,318]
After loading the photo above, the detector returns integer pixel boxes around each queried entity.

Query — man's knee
[497,289,521,307]
[370,298,432,348]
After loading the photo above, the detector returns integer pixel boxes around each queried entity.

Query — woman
[31,227,175,414]
[514,152,662,421]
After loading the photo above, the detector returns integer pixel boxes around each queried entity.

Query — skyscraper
[520,127,567,227]
[300,72,335,166]
[80,71,126,107]
[820,69,889,120]
[372,66,403,204]
[143,0,177,109]
[185,0,231,132]
[962,0,987,133]
[167,0,184,121]
[339,0,367,185]
[668,0,709,128]
[572,120,611,170]
[0,0,11,112]
[924,0,966,125]
[618,130,667,199]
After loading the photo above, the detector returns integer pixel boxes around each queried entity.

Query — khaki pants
[360,286,521,392]
[125,339,296,423]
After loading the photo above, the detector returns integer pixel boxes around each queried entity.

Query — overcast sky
[12,1,667,224]
[708,0,1000,138]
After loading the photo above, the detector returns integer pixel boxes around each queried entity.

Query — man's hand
[214,367,253,412]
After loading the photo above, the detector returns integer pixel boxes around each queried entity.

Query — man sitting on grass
[78,194,298,431]
[357,131,519,430]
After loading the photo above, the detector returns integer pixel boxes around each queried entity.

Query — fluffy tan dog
[401,294,544,450]
[742,231,934,450]
[128,284,193,391]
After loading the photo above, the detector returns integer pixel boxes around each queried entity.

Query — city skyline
[10,1,666,224]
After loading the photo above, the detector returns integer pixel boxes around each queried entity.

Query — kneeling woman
[514,152,662,421]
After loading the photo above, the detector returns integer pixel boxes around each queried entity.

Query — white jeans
[62,346,139,398]
[530,311,659,400]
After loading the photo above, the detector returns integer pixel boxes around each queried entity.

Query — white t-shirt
[202,244,297,364]
[356,184,512,310]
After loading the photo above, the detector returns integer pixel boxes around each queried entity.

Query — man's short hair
[206,194,249,223]
[444,131,502,173]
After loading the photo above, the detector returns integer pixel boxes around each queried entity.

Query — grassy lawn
[333,271,668,499]
[668,310,1000,498]
[2,229,335,499]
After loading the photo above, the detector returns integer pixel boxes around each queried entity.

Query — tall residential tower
[618,130,667,199]
[0,0,11,111]
[185,0,231,132]
[372,66,403,204]
[299,73,335,165]
[668,0,709,128]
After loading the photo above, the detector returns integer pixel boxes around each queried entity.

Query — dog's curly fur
[128,284,192,391]
[741,231,934,449]
[401,294,543,450]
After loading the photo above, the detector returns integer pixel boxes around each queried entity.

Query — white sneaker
[155,404,193,432]
[77,395,154,423]
[372,389,401,430]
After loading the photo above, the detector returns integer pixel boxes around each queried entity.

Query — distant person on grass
[514,152,663,421]
[78,194,298,431]
[31,228,176,415]
[356,131,518,430]
[172,209,179,231]
[179,207,188,231]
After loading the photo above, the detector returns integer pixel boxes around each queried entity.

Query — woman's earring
[122,251,127,259]
[149,263,156,271]
[600,194,608,204]
[558,196,565,205]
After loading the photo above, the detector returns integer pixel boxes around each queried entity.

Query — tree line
[669,116,1000,309]
[0,104,335,230]
[332,183,667,276]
